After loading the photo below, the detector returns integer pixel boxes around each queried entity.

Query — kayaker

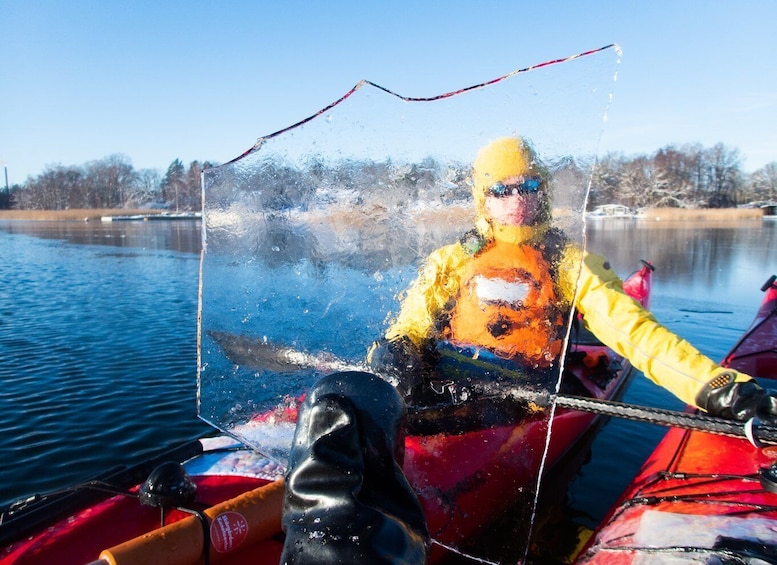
[281,138,777,565]
[369,136,777,425]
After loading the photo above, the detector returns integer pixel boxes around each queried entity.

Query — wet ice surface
[198,47,621,562]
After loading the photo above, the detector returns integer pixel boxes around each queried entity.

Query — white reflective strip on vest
[473,275,530,305]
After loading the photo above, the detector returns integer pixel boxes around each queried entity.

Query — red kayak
[1,262,654,565]
[576,274,777,564]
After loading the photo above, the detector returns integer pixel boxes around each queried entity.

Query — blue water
[1,218,776,529]
[0,221,209,507]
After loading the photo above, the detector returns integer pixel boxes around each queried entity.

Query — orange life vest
[447,239,567,367]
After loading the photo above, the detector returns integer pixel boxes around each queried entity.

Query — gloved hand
[368,337,439,400]
[281,371,429,565]
[696,376,777,425]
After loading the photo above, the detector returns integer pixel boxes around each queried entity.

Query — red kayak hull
[577,274,777,564]
[406,348,635,560]
[576,424,777,564]
[724,276,777,377]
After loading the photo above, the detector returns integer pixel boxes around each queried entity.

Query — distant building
[587,204,636,219]
[740,201,777,216]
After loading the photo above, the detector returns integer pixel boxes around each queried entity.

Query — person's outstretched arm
[566,248,777,424]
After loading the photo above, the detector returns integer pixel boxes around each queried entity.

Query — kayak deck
[576,422,777,564]
[2,347,635,565]
[577,275,777,564]
[2,437,285,565]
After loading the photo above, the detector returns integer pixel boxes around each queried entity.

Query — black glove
[368,337,439,400]
[696,376,777,425]
[281,371,429,565]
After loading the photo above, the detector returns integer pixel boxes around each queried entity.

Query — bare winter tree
[81,155,137,208]
[23,165,83,209]
[749,162,777,202]
[131,168,162,206]
[701,144,743,207]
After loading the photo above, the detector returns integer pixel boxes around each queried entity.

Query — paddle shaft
[207,330,777,445]
[557,394,777,445]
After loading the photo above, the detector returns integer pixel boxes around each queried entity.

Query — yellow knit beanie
[471,137,550,233]
[472,137,536,211]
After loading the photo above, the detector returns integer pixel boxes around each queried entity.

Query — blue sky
[2,1,776,185]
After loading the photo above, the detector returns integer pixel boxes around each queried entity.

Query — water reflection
[3,217,772,304]
[0,219,202,255]
[586,219,777,306]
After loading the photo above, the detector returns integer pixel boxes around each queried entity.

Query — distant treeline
[1,156,209,212]
[1,142,775,212]
[590,142,776,209]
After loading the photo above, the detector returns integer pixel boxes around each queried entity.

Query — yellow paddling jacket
[384,224,751,408]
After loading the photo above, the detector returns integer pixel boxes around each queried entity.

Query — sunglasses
[487,177,542,198]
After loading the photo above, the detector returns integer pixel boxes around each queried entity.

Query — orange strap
[99,479,284,565]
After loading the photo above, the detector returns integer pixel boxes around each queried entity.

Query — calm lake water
[0,220,208,508]
[1,217,776,530]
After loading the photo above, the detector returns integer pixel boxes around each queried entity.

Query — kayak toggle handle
[639,259,656,271]
[761,274,777,293]
[139,461,197,512]
[745,417,766,448]
[759,461,777,494]
[139,462,212,564]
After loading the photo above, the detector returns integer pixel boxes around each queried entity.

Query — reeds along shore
[0,209,167,221]
[639,208,766,221]
[0,207,769,222]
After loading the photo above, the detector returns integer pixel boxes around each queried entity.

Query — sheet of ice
[198,44,622,563]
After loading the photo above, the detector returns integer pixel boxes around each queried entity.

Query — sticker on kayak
[210,511,249,554]
[198,45,621,563]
